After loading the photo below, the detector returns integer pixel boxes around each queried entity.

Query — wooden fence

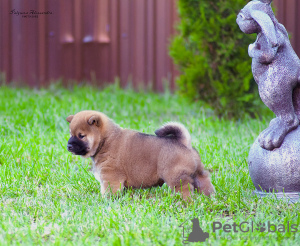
[273,0,300,56]
[0,0,299,91]
[0,0,178,91]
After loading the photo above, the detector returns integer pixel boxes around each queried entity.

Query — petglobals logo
[179,218,298,244]
[213,221,298,233]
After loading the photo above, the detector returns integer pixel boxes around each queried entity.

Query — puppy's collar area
[92,137,107,158]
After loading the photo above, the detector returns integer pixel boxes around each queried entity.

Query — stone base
[248,127,300,194]
[253,190,300,203]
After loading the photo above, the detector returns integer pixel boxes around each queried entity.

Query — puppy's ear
[88,115,101,127]
[250,10,278,47]
[66,115,74,123]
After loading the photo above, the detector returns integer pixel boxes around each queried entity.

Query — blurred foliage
[170,0,265,118]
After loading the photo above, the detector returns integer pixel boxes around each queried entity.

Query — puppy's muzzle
[67,136,88,156]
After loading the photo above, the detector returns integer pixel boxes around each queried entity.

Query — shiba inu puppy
[66,110,215,199]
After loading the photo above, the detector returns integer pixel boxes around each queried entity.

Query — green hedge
[170,0,263,118]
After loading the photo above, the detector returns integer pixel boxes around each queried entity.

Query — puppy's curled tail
[155,122,192,149]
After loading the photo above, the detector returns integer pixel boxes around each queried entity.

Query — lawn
[0,83,299,245]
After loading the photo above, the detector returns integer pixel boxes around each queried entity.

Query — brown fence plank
[82,0,95,81]
[109,0,120,83]
[81,0,111,83]
[1,0,12,82]
[48,0,61,81]
[11,0,23,83]
[171,0,180,90]
[273,0,300,57]
[285,0,297,49]
[74,0,83,82]
[38,0,47,86]
[119,0,131,87]
[146,0,154,88]
[26,0,39,86]
[155,0,170,91]
[97,0,110,83]
[133,0,146,87]
[165,0,173,90]
[60,0,76,82]
[273,0,283,20]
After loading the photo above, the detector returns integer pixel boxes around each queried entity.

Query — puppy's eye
[78,133,85,139]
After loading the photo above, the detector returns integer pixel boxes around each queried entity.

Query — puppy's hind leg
[101,180,125,196]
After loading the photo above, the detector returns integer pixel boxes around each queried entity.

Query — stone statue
[237,0,300,202]
[236,0,300,150]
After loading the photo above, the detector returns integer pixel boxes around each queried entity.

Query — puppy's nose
[67,144,73,152]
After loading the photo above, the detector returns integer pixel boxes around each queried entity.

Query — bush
[170,0,263,118]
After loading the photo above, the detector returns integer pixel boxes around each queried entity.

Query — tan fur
[67,110,215,200]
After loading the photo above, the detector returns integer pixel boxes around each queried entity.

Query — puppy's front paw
[100,180,125,196]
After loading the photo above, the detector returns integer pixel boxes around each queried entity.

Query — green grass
[0,83,299,245]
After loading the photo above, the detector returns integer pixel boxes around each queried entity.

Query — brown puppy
[66,110,215,199]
